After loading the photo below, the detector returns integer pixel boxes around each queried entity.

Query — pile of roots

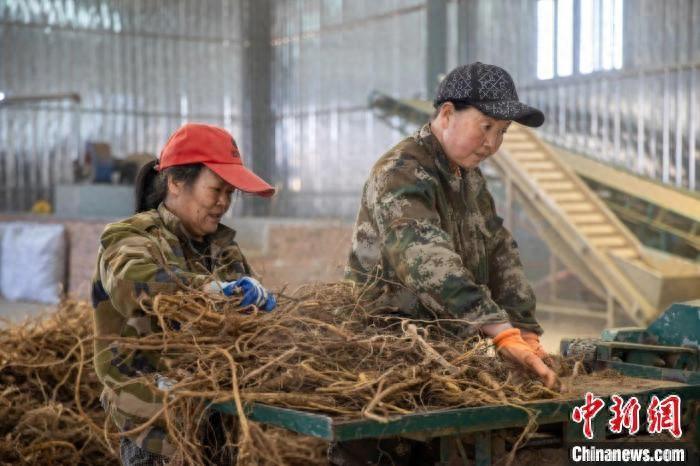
[1,282,567,465]
[0,301,114,465]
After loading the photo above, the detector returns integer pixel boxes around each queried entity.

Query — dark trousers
[119,412,235,466]
[120,437,169,466]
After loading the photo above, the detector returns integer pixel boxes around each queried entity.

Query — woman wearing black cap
[92,123,276,465]
[340,62,556,464]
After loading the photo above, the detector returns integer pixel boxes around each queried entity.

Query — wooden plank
[503,134,529,143]
[561,202,596,213]
[579,224,617,235]
[609,248,640,259]
[503,141,537,151]
[568,213,607,224]
[506,147,545,156]
[508,151,547,161]
[539,181,577,192]
[558,148,700,222]
[507,149,544,158]
[589,236,629,248]
[532,171,566,181]
[550,192,587,202]
[520,161,558,172]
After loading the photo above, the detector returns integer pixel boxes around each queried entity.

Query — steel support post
[241,0,275,216]
[426,0,448,98]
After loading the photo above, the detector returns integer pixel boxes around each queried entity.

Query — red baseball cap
[158,123,275,197]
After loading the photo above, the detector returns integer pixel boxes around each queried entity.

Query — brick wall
[249,223,352,288]
[0,214,353,299]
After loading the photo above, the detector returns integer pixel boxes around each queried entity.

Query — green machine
[216,302,700,465]
[562,300,700,385]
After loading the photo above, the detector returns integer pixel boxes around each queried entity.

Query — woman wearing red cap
[91,123,276,465]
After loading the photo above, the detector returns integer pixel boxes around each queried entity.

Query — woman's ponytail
[134,161,204,213]
[134,159,167,213]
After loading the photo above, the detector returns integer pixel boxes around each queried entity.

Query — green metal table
[214,361,700,465]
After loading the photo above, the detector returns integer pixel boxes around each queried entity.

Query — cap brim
[204,162,276,197]
[473,100,545,127]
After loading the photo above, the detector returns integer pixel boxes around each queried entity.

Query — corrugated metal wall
[623,0,700,67]
[1,0,244,211]
[456,0,538,86]
[1,0,697,215]
[270,0,427,218]
[458,0,699,191]
[454,0,700,85]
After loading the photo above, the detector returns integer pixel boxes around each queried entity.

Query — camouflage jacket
[92,203,251,456]
[346,123,542,336]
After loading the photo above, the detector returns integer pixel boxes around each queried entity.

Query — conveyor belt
[555,148,700,258]
[495,125,688,324]
[501,129,644,262]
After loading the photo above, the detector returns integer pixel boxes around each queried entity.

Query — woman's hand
[213,277,276,311]
[155,374,175,391]
[491,328,560,390]
[520,330,555,366]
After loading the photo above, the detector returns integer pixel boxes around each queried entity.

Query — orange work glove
[493,328,560,390]
[521,330,556,368]
[520,331,547,358]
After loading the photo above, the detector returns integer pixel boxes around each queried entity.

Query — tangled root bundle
[123,282,561,464]
[2,282,567,465]
[0,301,115,465]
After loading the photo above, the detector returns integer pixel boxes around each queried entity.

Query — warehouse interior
[3,0,699,334]
[1,1,700,464]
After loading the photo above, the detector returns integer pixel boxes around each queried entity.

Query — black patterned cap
[434,62,545,127]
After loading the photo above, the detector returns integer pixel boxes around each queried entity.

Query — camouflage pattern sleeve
[93,222,217,456]
[93,209,255,456]
[98,222,211,317]
[480,189,543,335]
[369,155,510,326]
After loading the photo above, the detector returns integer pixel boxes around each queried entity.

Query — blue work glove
[220,277,276,312]
[155,374,175,391]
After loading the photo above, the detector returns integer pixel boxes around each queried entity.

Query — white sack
[0,223,67,304]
